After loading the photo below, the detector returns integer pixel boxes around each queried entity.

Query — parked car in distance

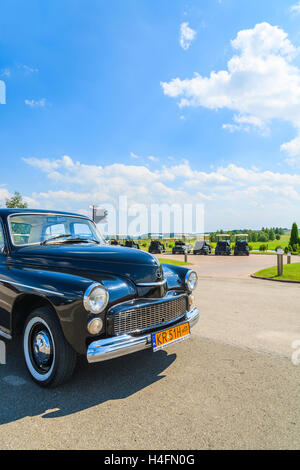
[124,240,140,249]
[193,241,212,255]
[148,240,166,254]
[172,241,192,255]
[215,240,232,256]
[234,240,250,256]
[0,209,199,387]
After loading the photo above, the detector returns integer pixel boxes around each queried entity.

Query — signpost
[90,206,108,224]
[277,248,284,276]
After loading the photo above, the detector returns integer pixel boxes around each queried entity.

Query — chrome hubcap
[32,329,53,369]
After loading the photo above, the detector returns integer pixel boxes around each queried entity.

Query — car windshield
[9,213,105,246]
[218,241,229,247]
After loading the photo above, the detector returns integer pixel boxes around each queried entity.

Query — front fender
[6,267,137,354]
[162,264,190,290]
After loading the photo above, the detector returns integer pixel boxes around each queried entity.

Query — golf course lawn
[158,258,192,266]
[254,262,300,281]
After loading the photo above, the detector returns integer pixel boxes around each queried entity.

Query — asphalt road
[0,255,299,449]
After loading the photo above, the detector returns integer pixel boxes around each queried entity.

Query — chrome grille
[113,296,187,335]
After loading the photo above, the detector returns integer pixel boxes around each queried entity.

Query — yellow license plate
[152,322,191,352]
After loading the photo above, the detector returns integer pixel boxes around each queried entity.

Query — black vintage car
[193,241,212,255]
[0,209,199,387]
[234,240,250,256]
[148,240,166,254]
[124,240,140,249]
[215,240,232,256]
[172,241,192,255]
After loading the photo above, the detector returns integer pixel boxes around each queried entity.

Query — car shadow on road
[0,338,176,425]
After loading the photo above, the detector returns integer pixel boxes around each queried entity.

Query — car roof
[0,208,88,219]
[195,241,206,248]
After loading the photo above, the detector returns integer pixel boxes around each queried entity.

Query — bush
[248,244,253,251]
[259,244,267,252]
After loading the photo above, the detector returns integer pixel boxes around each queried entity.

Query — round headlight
[185,271,198,292]
[83,283,109,314]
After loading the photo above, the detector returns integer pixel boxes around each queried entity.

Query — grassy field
[254,262,300,281]
[249,233,290,251]
[158,258,192,266]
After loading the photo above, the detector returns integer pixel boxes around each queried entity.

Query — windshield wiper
[41,234,72,245]
[41,234,100,245]
[59,237,100,244]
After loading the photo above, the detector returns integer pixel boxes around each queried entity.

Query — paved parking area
[159,252,298,279]
[0,255,299,449]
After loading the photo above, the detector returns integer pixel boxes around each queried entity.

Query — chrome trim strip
[0,279,65,297]
[87,306,199,363]
[136,279,167,287]
[0,328,12,340]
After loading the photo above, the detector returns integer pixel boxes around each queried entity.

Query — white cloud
[179,22,196,50]
[21,155,300,230]
[223,114,268,134]
[130,152,139,159]
[20,64,39,73]
[0,187,10,205]
[162,22,300,150]
[281,135,300,167]
[129,152,160,163]
[290,2,300,14]
[281,135,300,157]
[25,98,47,108]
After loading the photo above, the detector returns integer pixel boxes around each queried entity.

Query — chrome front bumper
[87,306,199,364]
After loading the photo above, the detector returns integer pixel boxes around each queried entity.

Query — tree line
[210,228,284,243]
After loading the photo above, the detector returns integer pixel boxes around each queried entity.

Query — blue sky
[1,0,300,232]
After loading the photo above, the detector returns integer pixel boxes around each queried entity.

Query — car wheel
[23,306,77,388]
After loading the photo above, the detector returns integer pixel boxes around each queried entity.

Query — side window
[10,222,31,245]
[0,223,4,250]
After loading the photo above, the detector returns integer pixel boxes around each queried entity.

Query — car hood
[10,244,163,284]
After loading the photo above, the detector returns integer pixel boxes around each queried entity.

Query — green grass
[249,233,290,251]
[254,262,300,281]
[158,258,192,266]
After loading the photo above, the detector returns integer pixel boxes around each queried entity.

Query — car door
[0,219,11,335]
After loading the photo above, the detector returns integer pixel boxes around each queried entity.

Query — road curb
[250,274,300,284]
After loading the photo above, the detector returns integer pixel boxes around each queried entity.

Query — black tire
[23,306,77,388]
